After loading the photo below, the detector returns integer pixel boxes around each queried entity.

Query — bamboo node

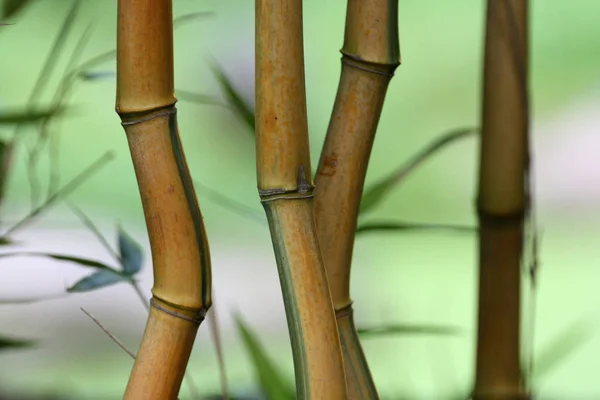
[340,51,399,77]
[335,302,354,319]
[119,105,177,127]
[150,297,206,325]
[476,204,525,230]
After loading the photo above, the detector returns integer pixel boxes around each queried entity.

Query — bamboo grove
[114,0,533,398]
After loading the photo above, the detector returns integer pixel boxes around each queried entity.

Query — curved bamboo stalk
[255,0,347,398]
[473,1,529,399]
[313,1,400,398]
[116,0,211,398]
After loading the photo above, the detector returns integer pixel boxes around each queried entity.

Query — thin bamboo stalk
[116,0,211,398]
[473,1,529,399]
[313,1,400,398]
[255,0,347,398]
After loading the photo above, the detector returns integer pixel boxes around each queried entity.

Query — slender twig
[81,307,136,359]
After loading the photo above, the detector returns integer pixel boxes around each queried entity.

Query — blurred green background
[1,0,599,398]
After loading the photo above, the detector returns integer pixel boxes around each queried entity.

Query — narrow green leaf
[0,237,12,245]
[177,89,228,108]
[356,221,475,236]
[117,225,143,275]
[2,0,30,19]
[0,335,34,350]
[0,293,67,304]
[359,127,478,214]
[235,314,295,400]
[78,70,115,81]
[532,318,596,382]
[0,107,65,124]
[67,269,129,293]
[0,251,116,271]
[357,324,462,338]
[210,63,255,135]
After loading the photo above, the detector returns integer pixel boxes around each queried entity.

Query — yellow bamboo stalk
[255,0,347,398]
[313,1,400,398]
[474,1,529,399]
[116,0,211,398]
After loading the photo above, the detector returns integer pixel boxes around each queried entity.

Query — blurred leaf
[2,0,30,19]
[0,107,65,124]
[67,269,129,293]
[356,221,475,236]
[194,180,265,226]
[359,127,477,215]
[0,335,34,350]
[210,63,255,135]
[532,318,596,382]
[0,293,67,304]
[235,315,295,400]
[0,237,12,245]
[177,89,227,108]
[117,225,143,275]
[2,151,114,237]
[0,251,116,271]
[357,324,462,338]
[78,70,115,81]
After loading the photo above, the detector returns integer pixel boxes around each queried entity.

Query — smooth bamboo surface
[313,1,400,398]
[256,0,347,398]
[474,1,529,399]
[116,0,211,398]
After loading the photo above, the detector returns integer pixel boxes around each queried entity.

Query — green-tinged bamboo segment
[313,1,400,398]
[474,1,529,399]
[255,0,347,398]
[116,0,211,398]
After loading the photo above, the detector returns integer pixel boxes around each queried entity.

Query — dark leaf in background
[1,0,30,19]
[0,139,14,215]
[359,127,477,215]
[77,70,115,81]
[356,221,475,236]
[235,315,295,400]
[0,236,12,245]
[67,269,129,293]
[0,107,65,125]
[0,251,116,271]
[211,63,255,135]
[117,225,143,275]
[0,335,34,351]
[357,323,462,338]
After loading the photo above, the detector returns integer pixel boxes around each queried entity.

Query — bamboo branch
[313,1,400,398]
[116,0,212,398]
[255,0,347,398]
[473,1,530,399]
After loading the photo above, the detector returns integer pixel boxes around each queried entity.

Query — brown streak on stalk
[473,1,529,399]
[116,0,211,398]
[255,0,347,398]
[313,0,400,398]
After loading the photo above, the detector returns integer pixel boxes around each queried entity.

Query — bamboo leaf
[357,324,462,338]
[210,63,255,135]
[117,225,143,276]
[235,315,295,400]
[532,319,596,382]
[78,70,115,81]
[359,127,477,214]
[67,269,129,293]
[0,237,12,245]
[0,293,67,304]
[194,180,266,226]
[0,107,65,124]
[356,221,475,236]
[0,251,116,271]
[0,335,35,350]
[2,0,30,19]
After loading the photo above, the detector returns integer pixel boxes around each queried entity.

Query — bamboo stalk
[473,1,529,399]
[255,0,347,398]
[116,0,211,398]
[313,1,400,398]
